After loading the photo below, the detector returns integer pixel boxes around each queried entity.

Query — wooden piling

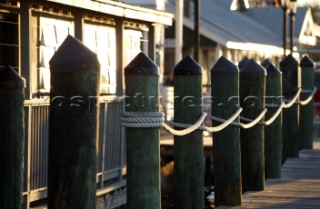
[0,65,25,209]
[240,59,266,192]
[280,54,300,162]
[124,52,160,209]
[300,55,315,149]
[261,58,271,69]
[48,36,99,209]
[263,60,283,179]
[211,57,242,206]
[174,55,204,209]
[238,56,249,70]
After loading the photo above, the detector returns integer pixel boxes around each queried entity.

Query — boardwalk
[217,148,320,209]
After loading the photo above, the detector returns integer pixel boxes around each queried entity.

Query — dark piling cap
[279,53,298,69]
[261,58,272,69]
[0,65,26,89]
[125,52,159,75]
[211,56,238,76]
[174,55,202,76]
[240,59,266,77]
[49,35,99,73]
[300,55,314,68]
[238,56,249,70]
[266,63,281,76]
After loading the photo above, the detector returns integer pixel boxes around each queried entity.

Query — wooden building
[0,0,172,208]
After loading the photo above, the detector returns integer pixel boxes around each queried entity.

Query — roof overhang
[184,17,284,55]
[46,0,173,25]
[226,41,285,56]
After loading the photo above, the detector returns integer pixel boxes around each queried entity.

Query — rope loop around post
[121,112,164,128]
[121,111,208,136]
[121,108,244,136]
[299,87,317,106]
[283,88,302,109]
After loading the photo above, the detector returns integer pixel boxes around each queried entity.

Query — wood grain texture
[217,149,320,209]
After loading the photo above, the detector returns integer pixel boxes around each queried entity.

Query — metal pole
[175,0,183,64]
[290,13,295,53]
[282,6,287,57]
[194,0,200,62]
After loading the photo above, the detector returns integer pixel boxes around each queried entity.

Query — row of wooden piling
[0,35,315,209]
[123,51,315,209]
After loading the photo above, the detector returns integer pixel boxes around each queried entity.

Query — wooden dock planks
[217,149,320,209]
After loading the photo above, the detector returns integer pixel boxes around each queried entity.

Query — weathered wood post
[299,55,315,150]
[280,54,300,162]
[124,52,160,209]
[261,59,271,69]
[238,56,249,70]
[48,36,99,209]
[0,65,25,209]
[211,57,242,206]
[174,55,204,209]
[262,59,283,179]
[240,59,266,192]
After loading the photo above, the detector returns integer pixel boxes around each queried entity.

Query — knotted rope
[121,108,243,136]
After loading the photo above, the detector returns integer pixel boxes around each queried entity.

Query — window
[0,13,18,72]
[83,23,116,94]
[39,17,74,93]
[123,29,143,66]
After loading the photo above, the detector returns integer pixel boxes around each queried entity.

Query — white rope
[210,115,242,128]
[121,111,208,136]
[299,87,317,106]
[283,88,302,109]
[211,109,267,129]
[121,112,164,128]
[263,102,284,126]
[121,87,309,134]
[164,113,207,136]
[239,109,268,128]
[121,108,243,136]
[169,107,243,134]
[206,108,243,132]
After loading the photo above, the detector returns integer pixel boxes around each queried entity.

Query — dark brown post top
[300,55,315,68]
[49,35,99,73]
[211,56,239,76]
[174,55,202,76]
[266,63,282,76]
[261,58,271,69]
[240,59,267,76]
[238,56,250,70]
[280,53,299,68]
[0,65,26,89]
[124,52,159,76]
